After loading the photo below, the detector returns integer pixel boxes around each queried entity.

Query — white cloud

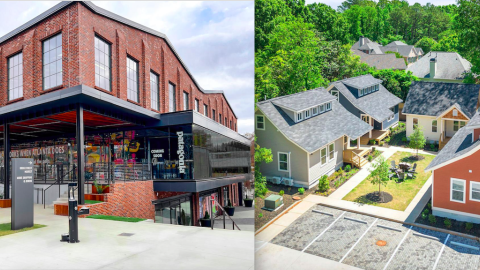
[0,1,254,135]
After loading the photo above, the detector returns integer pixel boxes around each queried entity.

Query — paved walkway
[0,205,253,270]
[213,205,254,232]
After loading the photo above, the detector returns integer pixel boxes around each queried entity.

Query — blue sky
[307,0,458,8]
[0,1,254,135]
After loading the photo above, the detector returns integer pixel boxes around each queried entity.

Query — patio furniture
[398,162,411,171]
[389,173,396,179]
[407,172,414,179]
[390,161,397,171]
[396,171,405,180]
[408,163,417,174]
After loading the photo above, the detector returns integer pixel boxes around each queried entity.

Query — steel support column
[3,119,10,199]
[76,104,85,205]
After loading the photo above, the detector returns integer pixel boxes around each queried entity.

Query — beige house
[402,81,480,149]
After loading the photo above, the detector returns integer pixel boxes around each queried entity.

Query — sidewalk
[213,205,254,232]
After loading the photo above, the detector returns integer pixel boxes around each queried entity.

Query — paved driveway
[263,205,480,270]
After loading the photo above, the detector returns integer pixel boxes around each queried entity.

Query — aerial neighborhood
[255,0,480,269]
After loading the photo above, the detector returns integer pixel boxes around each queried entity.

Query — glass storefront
[154,194,192,226]
[199,189,220,219]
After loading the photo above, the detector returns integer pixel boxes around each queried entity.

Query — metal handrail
[43,166,76,209]
[211,198,241,231]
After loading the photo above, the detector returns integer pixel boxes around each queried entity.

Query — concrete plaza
[0,205,254,270]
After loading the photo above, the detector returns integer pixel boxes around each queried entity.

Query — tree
[455,0,480,84]
[254,136,273,197]
[368,156,390,202]
[415,37,437,54]
[409,125,426,157]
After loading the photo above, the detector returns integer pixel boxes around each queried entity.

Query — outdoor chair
[407,172,414,179]
[390,161,397,171]
[396,171,405,180]
[408,163,417,174]
[389,173,396,179]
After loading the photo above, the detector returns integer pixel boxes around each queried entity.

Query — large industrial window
[43,33,62,90]
[195,99,199,112]
[204,104,208,117]
[150,72,159,110]
[127,57,138,102]
[169,83,176,112]
[95,36,111,91]
[183,92,189,110]
[212,109,216,121]
[8,52,23,100]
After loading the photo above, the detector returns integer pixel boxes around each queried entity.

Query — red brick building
[0,1,250,227]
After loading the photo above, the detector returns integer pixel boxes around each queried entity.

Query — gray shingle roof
[402,81,480,119]
[256,89,372,153]
[386,41,407,46]
[340,74,383,89]
[331,74,403,122]
[406,52,472,80]
[271,87,336,111]
[0,1,238,118]
[353,50,406,70]
[426,112,480,171]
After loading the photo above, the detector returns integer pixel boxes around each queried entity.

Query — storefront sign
[11,158,34,230]
[177,131,186,174]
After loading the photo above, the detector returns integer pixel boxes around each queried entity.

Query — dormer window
[305,109,311,119]
[313,107,318,116]
[326,102,331,111]
[375,84,379,91]
[297,112,303,122]
[359,89,364,96]
[319,104,325,113]
[367,86,372,94]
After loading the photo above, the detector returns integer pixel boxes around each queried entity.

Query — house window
[195,99,199,112]
[8,52,23,101]
[297,112,303,122]
[432,120,437,133]
[305,109,311,119]
[413,118,418,129]
[454,121,465,131]
[94,36,111,91]
[453,109,458,117]
[451,178,466,203]
[150,72,159,110]
[359,89,364,96]
[375,84,379,91]
[368,86,372,93]
[204,104,208,117]
[183,92,189,110]
[168,83,176,112]
[230,120,232,129]
[326,102,331,111]
[319,104,325,113]
[127,57,139,102]
[321,148,327,165]
[312,107,318,115]
[219,113,222,124]
[225,117,227,126]
[212,109,216,121]
[471,182,480,202]
[43,33,62,90]
[331,90,339,101]
[278,152,289,172]
[328,143,334,160]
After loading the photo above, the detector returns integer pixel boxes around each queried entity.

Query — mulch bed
[366,191,393,203]
[415,200,480,238]
[407,155,425,161]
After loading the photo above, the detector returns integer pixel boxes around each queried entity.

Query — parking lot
[269,205,480,270]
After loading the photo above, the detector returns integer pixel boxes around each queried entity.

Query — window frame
[212,109,216,121]
[296,112,304,122]
[328,143,335,161]
[312,107,318,116]
[203,104,208,117]
[470,181,480,202]
[195,99,199,112]
[7,52,23,101]
[150,71,160,111]
[183,92,189,110]
[320,147,327,165]
[326,102,331,111]
[278,152,289,172]
[413,118,418,130]
[450,178,466,203]
[168,82,176,112]
[42,33,63,91]
[94,35,112,92]
[432,120,437,133]
[127,56,139,102]
[304,109,311,119]
[453,109,458,117]
[319,104,325,113]
[331,90,339,101]
[219,113,222,124]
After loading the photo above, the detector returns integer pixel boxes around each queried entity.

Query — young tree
[254,136,273,197]
[409,125,426,157]
[368,156,390,202]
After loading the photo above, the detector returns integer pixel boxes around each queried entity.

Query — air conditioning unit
[282,177,294,186]
[271,176,281,184]
[265,176,273,183]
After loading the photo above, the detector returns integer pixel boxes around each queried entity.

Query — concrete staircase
[48,184,91,208]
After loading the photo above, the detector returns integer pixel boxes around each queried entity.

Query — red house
[426,112,480,223]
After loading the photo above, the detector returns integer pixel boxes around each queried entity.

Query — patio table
[398,162,411,171]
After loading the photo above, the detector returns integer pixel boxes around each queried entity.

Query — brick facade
[0,2,237,131]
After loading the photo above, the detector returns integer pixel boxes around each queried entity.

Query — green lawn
[86,215,146,222]
[84,200,103,204]
[343,151,434,211]
[0,223,46,237]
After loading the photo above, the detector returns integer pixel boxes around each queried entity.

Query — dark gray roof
[402,81,480,118]
[426,112,480,171]
[0,1,237,118]
[406,52,472,80]
[256,89,372,153]
[352,38,383,54]
[340,74,383,89]
[271,88,336,111]
[331,74,403,122]
[353,50,406,70]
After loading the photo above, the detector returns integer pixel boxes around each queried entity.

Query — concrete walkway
[0,205,253,270]
[213,205,254,232]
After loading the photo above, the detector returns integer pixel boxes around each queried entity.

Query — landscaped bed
[84,200,103,204]
[0,223,46,237]
[415,200,480,238]
[86,215,146,222]
[343,151,434,211]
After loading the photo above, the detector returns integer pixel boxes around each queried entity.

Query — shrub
[402,137,407,142]
[385,137,391,143]
[318,175,329,192]
[466,222,474,231]
[345,165,351,172]
[399,122,405,128]
[422,209,429,220]
[444,218,452,228]
[369,139,376,145]
[298,188,305,195]
[427,202,431,210]
[428,214,436,225]
[373,150,380,157]
[368,155,373,161]
[430,143,436,151]
[204,210,210,220]
[258,213,263,218]
[279,190,284,196]
[351,139,357,145]
[338,168,344,175]
[379,141,384,146]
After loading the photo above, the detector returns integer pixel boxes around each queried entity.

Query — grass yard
[86,215,146,222]
[84,200,103,204]
[0,223,46,237]
[343,151,434,211]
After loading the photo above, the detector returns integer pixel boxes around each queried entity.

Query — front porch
[343,147,370,168]
[439,134,452,150]
[438,117,467,150]
[360,129,390,145]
